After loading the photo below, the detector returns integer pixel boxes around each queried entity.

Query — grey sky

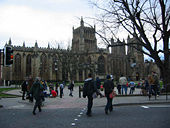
[0,0,96,48]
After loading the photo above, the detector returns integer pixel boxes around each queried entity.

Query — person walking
[21,80,28,100]
[152,71,160,97]
[95,77,103,98]
[103,75,114,114]
[29,77,44,115]
[129,81,135,95]
[27,76,34,102]
[68,81,74,97]
[148,75,155,99]
[55,82,59,96]
[119,74,128,95]
[60,83,64,98]
[83,73,97,117]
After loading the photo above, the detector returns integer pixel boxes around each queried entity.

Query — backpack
[104,80,114,95]
[83,79,95,97]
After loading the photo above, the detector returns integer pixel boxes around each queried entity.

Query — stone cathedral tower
[127,35,144,80]
[72,17,97,52]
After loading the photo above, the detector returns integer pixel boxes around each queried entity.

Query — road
[0,104,170,128]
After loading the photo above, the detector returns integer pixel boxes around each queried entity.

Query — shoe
[109,108,113,112]
[22,98,25,100]
[33,111,36,115]
[86,113,92,117]
[105,110,108,115]
[86,112,92,117]
[39,108,42,112]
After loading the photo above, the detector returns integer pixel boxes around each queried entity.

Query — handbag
[109,91,116,99]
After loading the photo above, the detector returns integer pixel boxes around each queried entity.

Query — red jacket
[51,90,57,97]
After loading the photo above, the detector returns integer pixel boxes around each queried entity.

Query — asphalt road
[77,105,170,128]
[0,104,170,128]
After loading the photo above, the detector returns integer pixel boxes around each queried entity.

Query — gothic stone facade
[2,18,154,83]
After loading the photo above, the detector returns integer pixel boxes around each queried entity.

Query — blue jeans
[105,96,113,111]
[87,95,93,114]
[121,85,127,95]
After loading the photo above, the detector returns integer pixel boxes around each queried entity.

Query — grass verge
[0,88,19,98]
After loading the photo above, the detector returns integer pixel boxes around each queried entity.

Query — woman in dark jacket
[30,77,43,115]
[103,75,114,114]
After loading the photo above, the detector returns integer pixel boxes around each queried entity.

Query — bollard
[79,86,81,98]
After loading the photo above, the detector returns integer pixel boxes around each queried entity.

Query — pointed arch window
[40,53,47,79]
[26,54,31,76]
[52,55,57,74]
[14,53,21,77]
[98,55,105,75]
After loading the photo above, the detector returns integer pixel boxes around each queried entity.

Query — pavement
[0,86,170,109]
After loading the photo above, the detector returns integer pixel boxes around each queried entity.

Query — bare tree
[56,46,78,82]
[90,0,170,89]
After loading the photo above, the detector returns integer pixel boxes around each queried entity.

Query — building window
[40,53,47,79]
[26,54,31,77]
[14,54,21,78]
[98,55,105,75]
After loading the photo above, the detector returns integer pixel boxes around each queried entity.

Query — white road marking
[141,104,170,109]
[8,105,25,109]
[71,123,76,126]
[148,105,170,108]
[141,106,149,108]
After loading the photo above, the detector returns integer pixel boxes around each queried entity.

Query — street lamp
[39,62,42,79]
[54,60,58,81]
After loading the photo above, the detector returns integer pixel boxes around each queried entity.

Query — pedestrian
[68,81,74,97]
[144,77,149,93]
[50,87,57,98]
[95,77,103,98]
[60,83,64,98]
[55,82,59,96]
[148,75,154,99]
[119,74,128,95]
[29,77,44,115]
[83,73,97,117]
[103,75,114,114]
[117,82,121,95]
[152,71,160,97]
[27,75,34,102]
[21,80,28,100]
[129,81,135,95]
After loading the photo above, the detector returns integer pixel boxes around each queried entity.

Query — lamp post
[54,60,58,81]
[39,62,42,79]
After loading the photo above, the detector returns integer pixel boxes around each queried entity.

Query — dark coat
[30,80,43,100]
[83,78,97,97]
[21,81,27,91]
[103,79,114,97]
[68,83,74,90]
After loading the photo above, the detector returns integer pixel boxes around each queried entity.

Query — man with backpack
[83,73,97,117]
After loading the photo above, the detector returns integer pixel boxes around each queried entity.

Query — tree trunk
[161,66,170,92]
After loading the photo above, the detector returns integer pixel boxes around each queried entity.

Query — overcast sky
[0,0,96,49]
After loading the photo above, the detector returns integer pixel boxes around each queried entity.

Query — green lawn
[0,88,19,98]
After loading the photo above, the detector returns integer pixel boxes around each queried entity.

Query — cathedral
[1,18,159,84]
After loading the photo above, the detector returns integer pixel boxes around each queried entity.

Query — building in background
[1,18,160,85]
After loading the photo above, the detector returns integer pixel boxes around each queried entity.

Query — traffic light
[5,46,13,66]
